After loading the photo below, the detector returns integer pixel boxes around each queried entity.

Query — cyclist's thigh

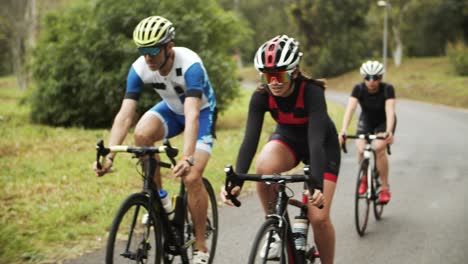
[373,122,389,152]
[134,104,168,143]
[145,101,185,140]
[355,117,373,153]
[355,139,366,154]
[256,135,297,174]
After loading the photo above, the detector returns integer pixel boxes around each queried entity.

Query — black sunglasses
[364,75,382,81]
[138,46,162,57]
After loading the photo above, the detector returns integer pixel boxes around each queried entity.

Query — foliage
[447,42,468,76]
[403,0,467,57]
[220,0,290,64]
[30,0,250,128]
[290,0,370,77]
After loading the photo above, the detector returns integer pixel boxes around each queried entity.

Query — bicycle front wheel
[355,160,370,237]
[106,193,162,264]
[248,218,292,264]
[183,178,219,263]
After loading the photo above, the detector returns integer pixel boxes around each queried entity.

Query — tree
[403,0,467,57]
[290,0,370,77]
[30,0,250,128]
[220,0,291,65]
[0,0,36,89]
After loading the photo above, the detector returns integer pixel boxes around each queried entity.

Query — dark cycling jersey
[351,82,395,128]
[235,78,341,192]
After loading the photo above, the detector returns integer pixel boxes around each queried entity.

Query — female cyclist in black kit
[222,35,341,264]
[339,60,396,204]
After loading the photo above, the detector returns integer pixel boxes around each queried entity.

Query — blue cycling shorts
[148,101,215,154]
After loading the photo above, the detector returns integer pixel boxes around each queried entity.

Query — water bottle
[159,189,175,220]
[293,216,309,251]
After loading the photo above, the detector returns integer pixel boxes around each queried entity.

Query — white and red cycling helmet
[254,35,303,72]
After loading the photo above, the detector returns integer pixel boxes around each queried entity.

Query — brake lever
[224,165,241,207]
[96,139,105,169]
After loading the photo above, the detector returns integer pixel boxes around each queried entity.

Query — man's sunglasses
[364,75,382,81]
[261,70,294,85]
[138,46,162,57]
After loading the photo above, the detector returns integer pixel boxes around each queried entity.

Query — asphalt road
[65,90,468,263]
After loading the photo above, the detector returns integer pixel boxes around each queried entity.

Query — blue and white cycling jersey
[125,47,216,115]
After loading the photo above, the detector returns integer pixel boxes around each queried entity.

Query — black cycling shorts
[269,126,340,182]
[357,115,397,135]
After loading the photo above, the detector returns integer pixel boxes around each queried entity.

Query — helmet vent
[267,55,273,64]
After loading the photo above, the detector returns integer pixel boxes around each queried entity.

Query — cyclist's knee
[183,172,203,189]
[375,146,387,157]
[134,131,154,146]
[309,213,332,229]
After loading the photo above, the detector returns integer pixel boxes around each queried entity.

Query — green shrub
[447,41,468,76]
[30,0,250,128]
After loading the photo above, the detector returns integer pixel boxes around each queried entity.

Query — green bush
[447,41,468,76]
[30,0,250,128]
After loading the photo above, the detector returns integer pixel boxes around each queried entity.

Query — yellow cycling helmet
[133,16,175,47]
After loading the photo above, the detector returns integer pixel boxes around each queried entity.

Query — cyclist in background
[93,16,216,263]
[222,35,341,264]
[338,60,396,204]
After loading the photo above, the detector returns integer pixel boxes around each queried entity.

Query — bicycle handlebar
[95,139,179,169]
[224,165,323,209]
[341,134,391,155]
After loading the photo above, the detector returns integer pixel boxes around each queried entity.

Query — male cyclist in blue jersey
[93,16,216,263]
[339,60,396,204]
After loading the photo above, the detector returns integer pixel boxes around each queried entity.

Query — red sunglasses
[261,70,294,85]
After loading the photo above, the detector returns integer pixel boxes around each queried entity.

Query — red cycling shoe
[358,176,367,195]
[378,189,391,204]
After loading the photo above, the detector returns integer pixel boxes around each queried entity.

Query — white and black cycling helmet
[254,35,303,72]
[360,60,385,77]
[133,16,175,47]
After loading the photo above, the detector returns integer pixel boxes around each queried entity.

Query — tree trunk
[392,26,402,67]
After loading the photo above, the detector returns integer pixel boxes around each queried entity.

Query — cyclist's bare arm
[384,98,396,143]
[340,97,359,137]
[182,97,200,158]
[109,99,138,149]
[94,99,137,176]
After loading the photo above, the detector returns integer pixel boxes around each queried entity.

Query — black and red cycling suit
[351,82,397,134]
[235,77,341,192]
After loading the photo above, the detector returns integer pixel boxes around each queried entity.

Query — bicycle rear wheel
[182,178,219,263]
[373,171,384,220]
[355,160,370,236]
[248,218,292,264]
[106,193,162,264]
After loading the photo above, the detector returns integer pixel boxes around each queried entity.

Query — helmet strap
[158,45,171,70]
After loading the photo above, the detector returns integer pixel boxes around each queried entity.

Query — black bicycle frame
[143,156,187,257]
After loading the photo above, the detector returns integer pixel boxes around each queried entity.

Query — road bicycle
[95,139,218,264]
[341,134,391,236]
[224,165,321,264]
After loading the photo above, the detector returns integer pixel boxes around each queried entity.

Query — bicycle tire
[106,193,162,264]
[355,160,370,236]
[178,178,218,264]
[373,170,384,220]
[248,218,292,264]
